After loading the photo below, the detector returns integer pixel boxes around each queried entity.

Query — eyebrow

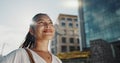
[37,19,53,24]
[38,19,52,21]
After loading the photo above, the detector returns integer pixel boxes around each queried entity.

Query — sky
[0,0,78,55]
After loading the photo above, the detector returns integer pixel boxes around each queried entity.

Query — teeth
[44,31,52,32]
[44,30,52,32]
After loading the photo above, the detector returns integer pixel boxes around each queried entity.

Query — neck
[33,39,49,52]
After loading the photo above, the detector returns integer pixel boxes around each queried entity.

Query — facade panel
[79,0,120,47]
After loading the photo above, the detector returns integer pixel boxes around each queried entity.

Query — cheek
[35,26,44,35]
[52,27,55,33]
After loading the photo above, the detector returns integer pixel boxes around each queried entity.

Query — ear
[29,27,34,35]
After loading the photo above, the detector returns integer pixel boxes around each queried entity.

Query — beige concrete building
[51,14,80,55]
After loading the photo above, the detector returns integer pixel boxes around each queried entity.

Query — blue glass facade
[80,0,120,47]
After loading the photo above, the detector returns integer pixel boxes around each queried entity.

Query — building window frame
[62,37,66,43]
[61,17,65,20]
[67,18,72,21]
[69,23,73,28]
[70,38,74,43]
[61,46,67,52]
[69,46,75,51]
[61,22,66,27]
[74,18,77,22]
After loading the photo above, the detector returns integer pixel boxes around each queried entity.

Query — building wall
[90,39,114,63]
[51,14,80,54]
[79,0,120,47]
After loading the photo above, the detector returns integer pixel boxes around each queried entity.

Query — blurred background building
[51,14,90,63]
[50,0,120,63]
[51,14,80,55]
[79,0,120,47]
[78,0,120,63]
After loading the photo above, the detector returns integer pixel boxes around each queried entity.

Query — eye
[37,21,44,25]
[49,22,54,26]
[49,21,53,24]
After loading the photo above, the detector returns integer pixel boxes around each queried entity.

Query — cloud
[61,0,79,9]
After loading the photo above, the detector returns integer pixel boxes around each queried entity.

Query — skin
[30,15,55,63]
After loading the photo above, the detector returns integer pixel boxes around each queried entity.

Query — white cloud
[62,0,79,9]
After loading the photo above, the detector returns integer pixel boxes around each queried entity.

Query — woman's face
[33,15,55,40]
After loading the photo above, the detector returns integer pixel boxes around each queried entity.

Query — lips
[43,29,53,33]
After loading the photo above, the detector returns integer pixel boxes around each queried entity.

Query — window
[69,23,73,27]
[61,17,65,20]
[74,19,77,21]
[67,18,72,21]
[62,37,66,43]
[61,46,67,52]
[76,24,78,27]
[77,38,79,44]
[70,38,74,43]
[69,46,75,51]
[77,46,80,51]
[61,22,65,26]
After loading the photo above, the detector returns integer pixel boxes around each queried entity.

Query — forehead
[35,15,51,22]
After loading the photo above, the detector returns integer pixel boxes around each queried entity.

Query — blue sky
[0,0,78,55]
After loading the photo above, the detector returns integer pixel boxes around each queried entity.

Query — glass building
[79,0,120,47]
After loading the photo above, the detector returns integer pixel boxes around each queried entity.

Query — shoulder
[3,48,26,58]
[7,48,26,56]
[0,48,27,63]
[14,48,26,53]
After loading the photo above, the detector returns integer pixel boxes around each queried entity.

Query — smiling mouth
[43,30,53,33]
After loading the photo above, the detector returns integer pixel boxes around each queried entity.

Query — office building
[79,0,120,47]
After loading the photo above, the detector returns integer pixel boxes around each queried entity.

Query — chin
[42,33,54,40]
[45,37,53,40]
[43,35,54,40]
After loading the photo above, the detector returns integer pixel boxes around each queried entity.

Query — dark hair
[32,13,49,22]
[20,13,49,48]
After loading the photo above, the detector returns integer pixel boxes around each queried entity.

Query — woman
[1,13,62,63]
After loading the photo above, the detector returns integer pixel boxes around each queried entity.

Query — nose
[44,23,51,28]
